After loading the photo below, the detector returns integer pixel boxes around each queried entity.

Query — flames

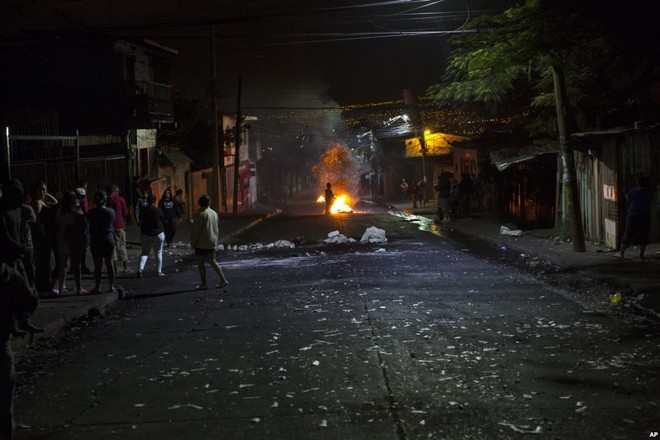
[313,144,357,215]
[317,193,353,214]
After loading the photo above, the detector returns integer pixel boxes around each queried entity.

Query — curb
[13,290,119,350]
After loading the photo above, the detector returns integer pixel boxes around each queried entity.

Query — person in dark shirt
[457,173,474,218]
[137,194,166,278]
[53,191,87,295]
[29,182,58,294]
[1,184,40,440]
[324,183,335,215]
[158,187,182,247]
[618,176,653,259]
[434,171,452,222]
[1,180,31,283]
[86,190,116,293]
[1,261,39,440]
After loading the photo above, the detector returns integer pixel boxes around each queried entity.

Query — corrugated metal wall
[574,126,659,248]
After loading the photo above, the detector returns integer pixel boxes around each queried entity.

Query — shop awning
[490,143,560,171]
[405,132,471,158]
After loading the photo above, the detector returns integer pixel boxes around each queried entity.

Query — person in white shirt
[190,195,229,290]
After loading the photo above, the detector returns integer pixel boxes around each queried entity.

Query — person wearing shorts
[190,195,229,290]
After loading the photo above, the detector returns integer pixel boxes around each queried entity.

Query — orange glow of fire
[318,193,353,214]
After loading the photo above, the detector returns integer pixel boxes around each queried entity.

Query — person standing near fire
[324,182,335,215]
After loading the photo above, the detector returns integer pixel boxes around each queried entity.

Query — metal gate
[2,129,129,197]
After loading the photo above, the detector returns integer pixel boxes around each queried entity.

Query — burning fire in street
[313,144,357,215]
[317,193,353,214]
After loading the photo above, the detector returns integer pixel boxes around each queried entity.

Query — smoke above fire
[312,144,358,196]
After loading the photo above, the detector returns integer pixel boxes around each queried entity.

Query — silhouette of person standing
[324,183,335,215]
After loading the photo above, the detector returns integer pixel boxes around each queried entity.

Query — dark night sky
[1,0,507,110]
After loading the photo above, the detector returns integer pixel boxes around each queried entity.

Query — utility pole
[210,29,222,213]
[232,75,242,216]
[552,63,585,252]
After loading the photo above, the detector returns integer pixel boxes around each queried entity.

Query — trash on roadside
[323,230,355,244]
[269,240,296,248]
[500,225,523,237]
[498,246,508,252]
[360,226,387,244]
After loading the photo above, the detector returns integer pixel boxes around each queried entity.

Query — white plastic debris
[323,231,356,244]
[498,422,543,434]
[500,226,523,237]
[270,240,295,248]
[360,226,388,244]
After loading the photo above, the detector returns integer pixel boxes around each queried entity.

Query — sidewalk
[390,199,660,318]
[13,203,280,351]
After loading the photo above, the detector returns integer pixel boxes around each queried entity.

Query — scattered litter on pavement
[500,225,523,236]
[168,403,204,410]
[498,422,543,434]
[609,292,623,305]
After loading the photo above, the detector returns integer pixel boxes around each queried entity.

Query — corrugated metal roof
[490,143,560,171]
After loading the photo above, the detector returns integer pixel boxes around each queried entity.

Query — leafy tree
[427,0,659,251]
[429,0,634,134]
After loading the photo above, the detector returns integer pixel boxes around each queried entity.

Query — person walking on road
[159,187,182,247]
[137,194,166,278]
[87,190,116,293]
[191,195,229,290]
[106,184,130,273]
[618,176,653,259]
[324,182,335,215]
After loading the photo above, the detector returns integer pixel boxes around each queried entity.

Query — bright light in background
[317,193,353,214]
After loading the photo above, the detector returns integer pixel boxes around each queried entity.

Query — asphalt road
[13,196,660,440]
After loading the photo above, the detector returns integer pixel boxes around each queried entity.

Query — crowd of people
[0,175,234,439]
[0,177,190,298]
